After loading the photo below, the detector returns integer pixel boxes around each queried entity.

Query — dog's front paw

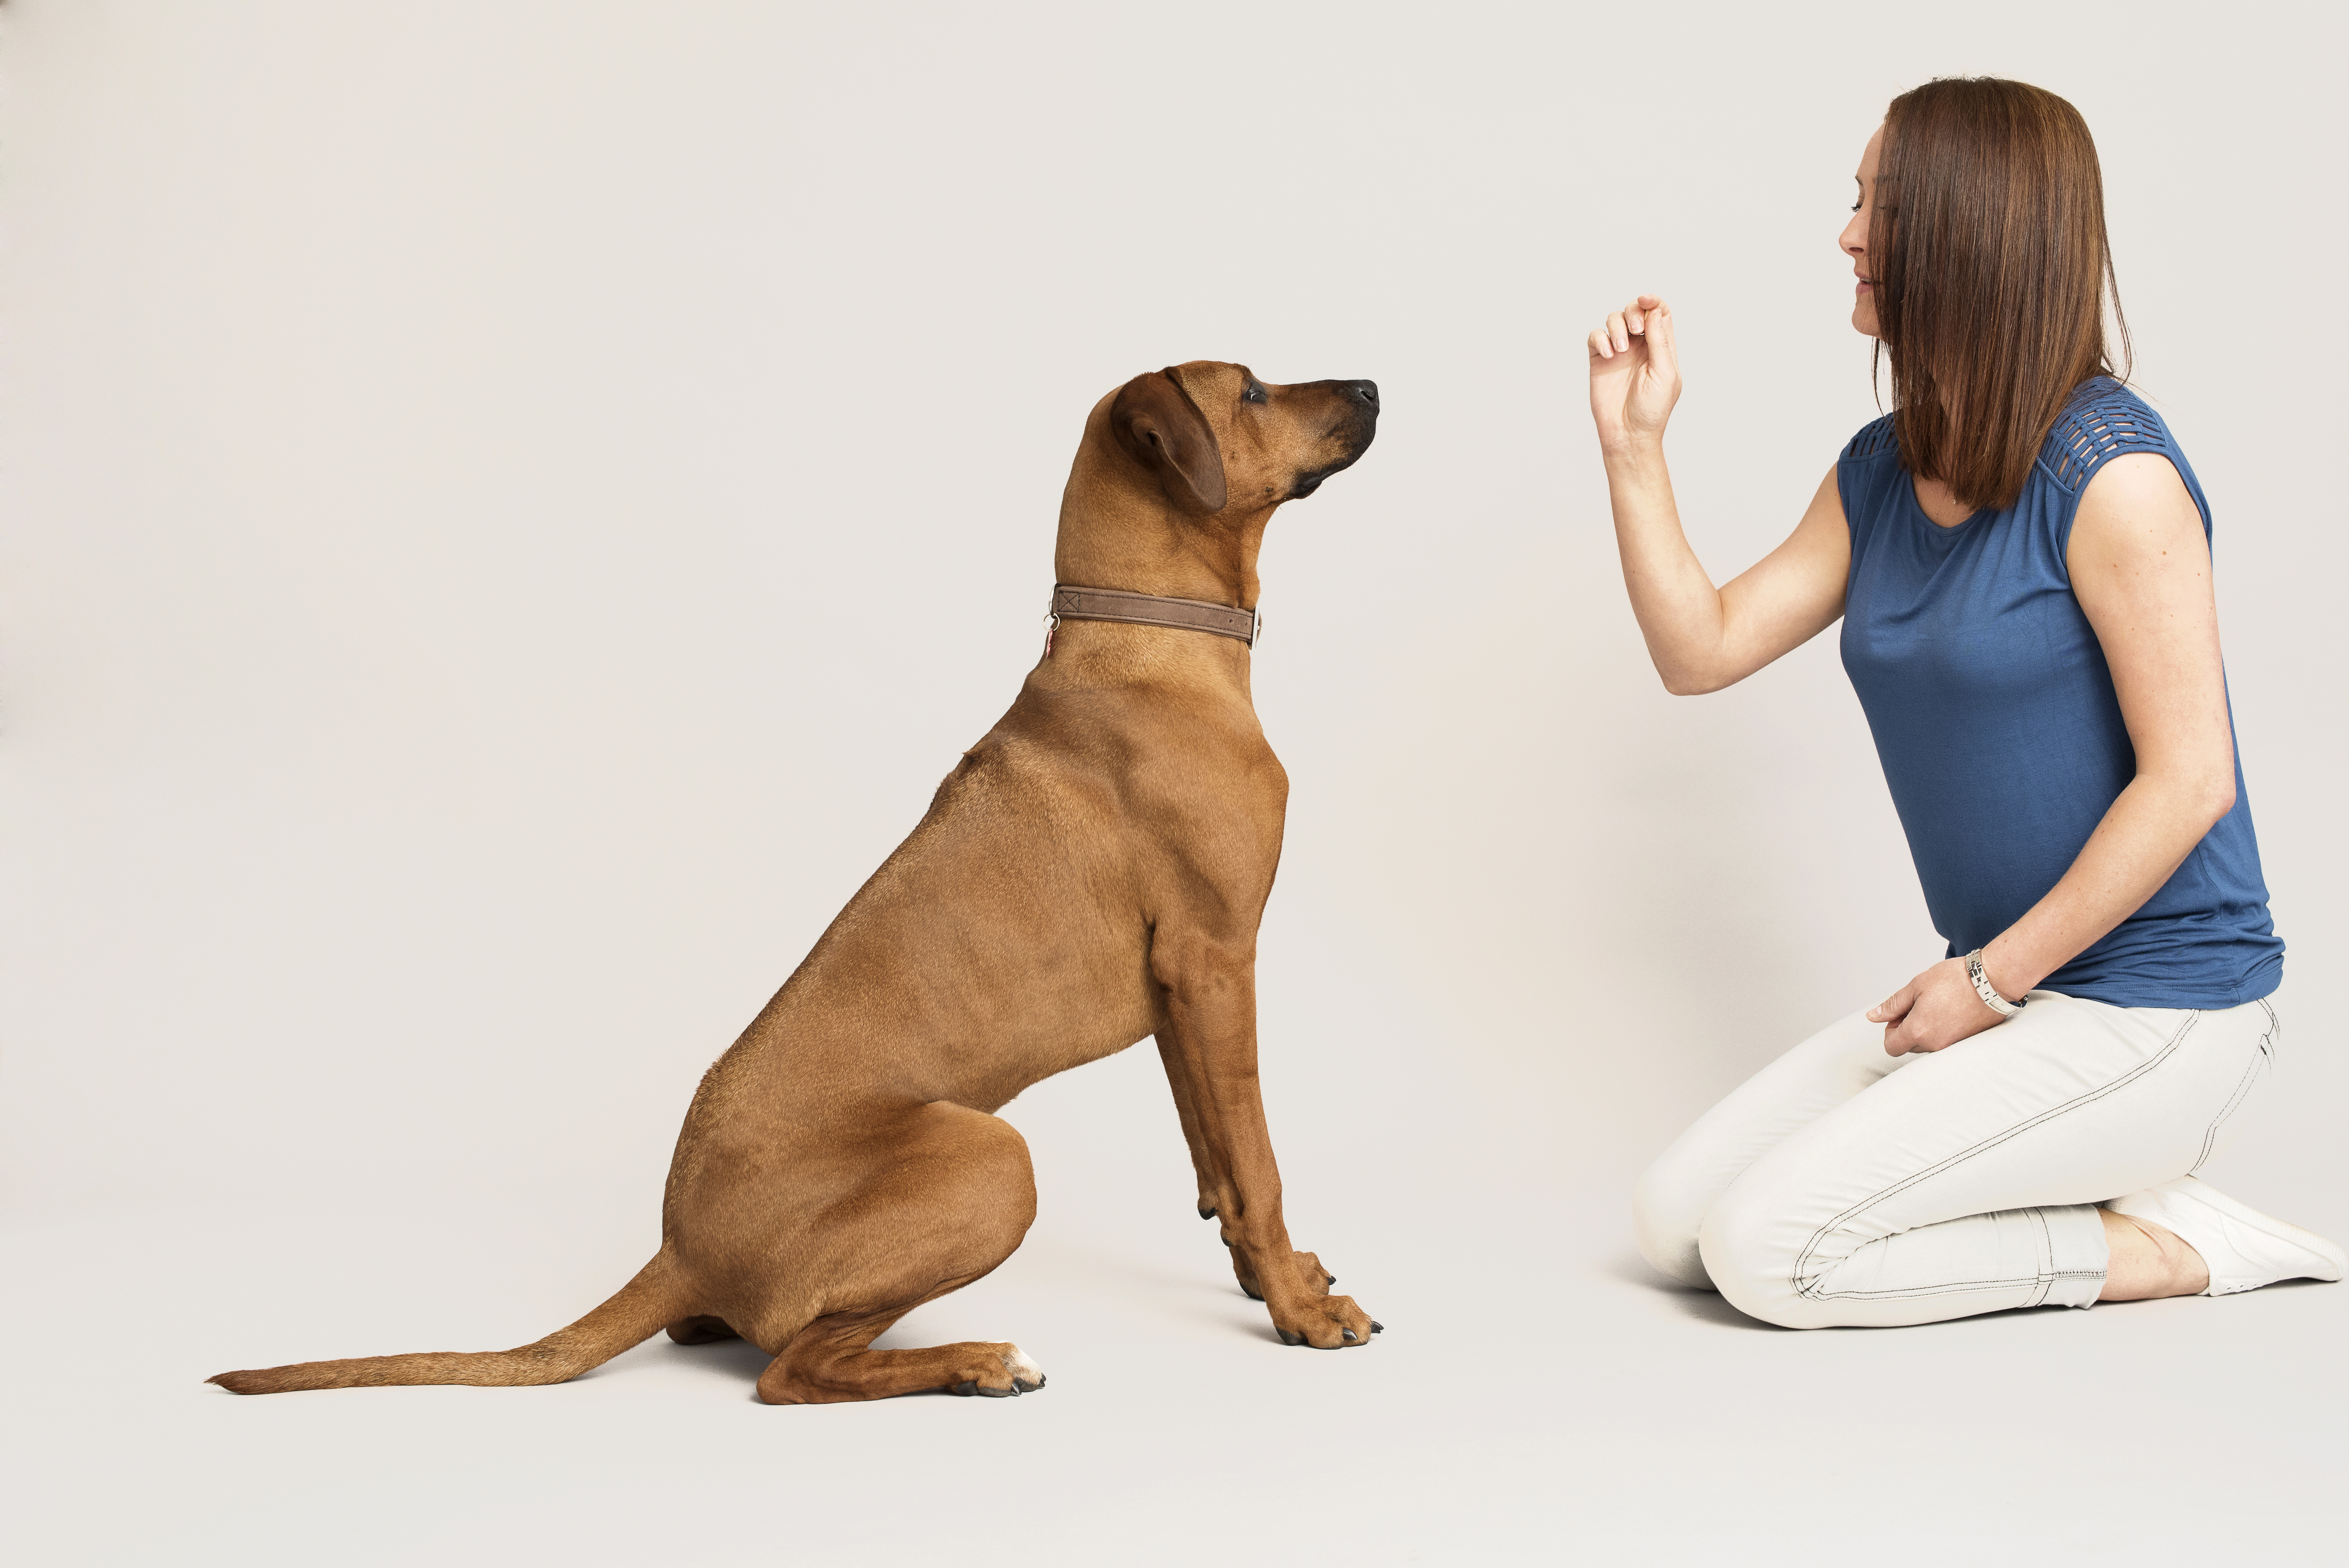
[1269,1293,1382,1350]
[1232,1247,1337,1303]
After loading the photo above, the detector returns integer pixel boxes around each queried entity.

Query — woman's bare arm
[1872,451,2238,1053]
[1589,296,1851,693]
[1985,451,2239,990]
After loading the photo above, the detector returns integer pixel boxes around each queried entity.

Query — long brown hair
[1870,78,2130,510]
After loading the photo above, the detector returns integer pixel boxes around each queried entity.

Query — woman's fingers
[1883,1000,1935,1055]
[1588,294,1673,362]
[1641,298,1677,377]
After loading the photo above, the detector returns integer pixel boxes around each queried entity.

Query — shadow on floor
[1604,1251,1782,1331]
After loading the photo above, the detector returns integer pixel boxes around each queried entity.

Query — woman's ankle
[2099,1206,2210,1300]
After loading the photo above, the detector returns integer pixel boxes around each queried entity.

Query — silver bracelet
[1966,949,2025,1017]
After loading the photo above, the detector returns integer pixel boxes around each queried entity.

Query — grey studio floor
[6,2,2348,1564]
[6,1051,2345,1565]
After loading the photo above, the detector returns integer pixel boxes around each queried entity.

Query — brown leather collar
[1048,584,1260,649]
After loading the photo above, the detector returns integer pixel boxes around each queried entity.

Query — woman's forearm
[1980,768,2237,1000]
[1603,441,1731,694]
[1587,297,1850,696]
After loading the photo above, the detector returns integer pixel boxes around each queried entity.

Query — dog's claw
[1342,1329,1357,1342]
[1278,1328,1304,1346]
[1198,1205,1217,1221]
[1371,1321,1385,1333]
[950,1380,978,1397]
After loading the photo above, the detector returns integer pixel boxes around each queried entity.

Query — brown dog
[210,361,1381,1403]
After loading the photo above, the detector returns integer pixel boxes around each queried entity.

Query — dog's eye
[1242,383,1268,405]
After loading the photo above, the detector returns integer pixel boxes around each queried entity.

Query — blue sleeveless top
[1837,378,2283,1009]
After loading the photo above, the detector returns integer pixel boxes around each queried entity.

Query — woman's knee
[1631,1149,1720,1290]
[1696,1179,1828,1329]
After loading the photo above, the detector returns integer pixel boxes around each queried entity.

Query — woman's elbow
[1656,663,1730,697]
[2164,764,2237,830]
[2201,772,2239,827]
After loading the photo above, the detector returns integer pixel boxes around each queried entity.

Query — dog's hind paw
[1002,1345,1046,1393]
[948,1343,1047,1398]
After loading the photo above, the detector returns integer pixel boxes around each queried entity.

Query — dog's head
[1108,363,1378,517]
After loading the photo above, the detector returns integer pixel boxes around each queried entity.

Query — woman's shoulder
[1834,412,1909,540]
[2035,377,2184,497]
[1837,411,1900,468]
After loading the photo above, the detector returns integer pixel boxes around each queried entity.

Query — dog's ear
[1110,369,1227,514]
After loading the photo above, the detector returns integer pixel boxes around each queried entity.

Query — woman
[1594,77,2340,1328]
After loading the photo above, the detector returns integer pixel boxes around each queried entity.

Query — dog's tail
[206,1249,693,1395]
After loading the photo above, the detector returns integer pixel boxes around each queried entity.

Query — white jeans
[1634,992,2280,1327]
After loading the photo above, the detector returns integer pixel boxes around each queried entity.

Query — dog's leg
[749,1100,1045,1405]
[757,1304,1046,1406]
[1150,936,1378,1349]
[1156,1037,1339,1303]
[1155,1035,1221,1224]
[1225,1243,1338,1306]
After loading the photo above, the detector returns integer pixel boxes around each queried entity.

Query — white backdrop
[4,2,2343,1563]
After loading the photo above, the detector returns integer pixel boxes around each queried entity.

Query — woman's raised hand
[1587,294,1680,454]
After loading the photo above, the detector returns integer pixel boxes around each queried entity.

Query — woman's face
[1841,124,1884,338]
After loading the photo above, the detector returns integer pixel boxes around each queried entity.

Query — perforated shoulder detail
[2039,382,2172,495]
[1840,413,1897,465]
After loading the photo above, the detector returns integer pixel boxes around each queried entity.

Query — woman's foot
[2104,1176,2346,1298]
[2098,1206,2208,1299]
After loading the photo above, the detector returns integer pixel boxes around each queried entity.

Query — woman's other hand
[1587,294,1681,453]
[1869,957,2009,1056]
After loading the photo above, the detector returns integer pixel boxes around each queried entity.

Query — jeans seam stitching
[1795,1265,2115,1302]
[2191,1045,2267,1173]
[1814,1277,2090,1300]
[1791,1009,2204,1303]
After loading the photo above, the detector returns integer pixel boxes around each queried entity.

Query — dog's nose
[1347,380,1379,410]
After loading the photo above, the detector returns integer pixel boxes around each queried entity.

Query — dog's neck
[1041,514,1270,690]
[1050,424,1274,612]
[1030,403,1282,691]
[1051,514,1271,612]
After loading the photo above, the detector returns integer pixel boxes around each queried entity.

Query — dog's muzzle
[1290,380,1379,499]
